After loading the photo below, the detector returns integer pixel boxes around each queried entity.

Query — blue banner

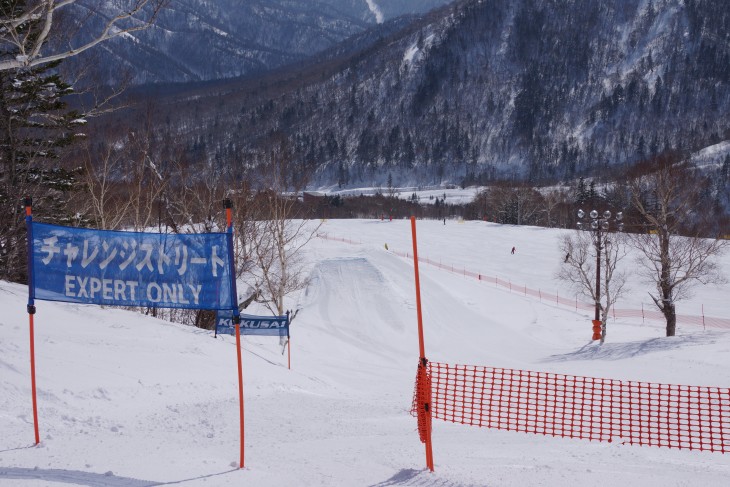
[216,310,289,337]
[30,222,235,310]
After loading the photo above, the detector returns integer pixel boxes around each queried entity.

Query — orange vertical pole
[235,321,244,468]
[411,217,426,360]
[29,313,39,445]
[25,199,40,445]
[410,216,434,472]
[226,198,244,469]
[286,311,291,370]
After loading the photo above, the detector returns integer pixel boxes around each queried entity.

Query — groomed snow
[2,219,729,486]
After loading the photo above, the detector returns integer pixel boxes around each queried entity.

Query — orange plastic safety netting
[412,361,730,452]
[411,360,432,443]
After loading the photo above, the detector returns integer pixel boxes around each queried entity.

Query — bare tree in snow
[0,0,167,72]
[247,147,320,317]
[627,155,727,337]
[558,228,629,344]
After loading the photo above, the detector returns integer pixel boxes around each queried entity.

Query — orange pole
[410,216,434,472]
[235,323,245,468]
[25,199,39,445]
[226,207,232,228]
[411,217,426,360]
[29,313,40,445]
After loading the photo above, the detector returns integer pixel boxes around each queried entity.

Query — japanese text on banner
[31,223,235,310]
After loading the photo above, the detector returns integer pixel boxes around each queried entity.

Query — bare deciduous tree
[542,188,568,228]
[246,150,320,317]
[79,109,170,232]
[248,189,319,316]
[558,229,628,344]
[79,140,130,230]
[478,185,545,226]
[0,0,167,72]
[628,156,727,336]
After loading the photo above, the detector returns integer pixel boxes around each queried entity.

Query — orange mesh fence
[411,361,730,452]
[413,360,432,444]
[318,233,730,329]
[398,247,730,329]
[316,232,360,245]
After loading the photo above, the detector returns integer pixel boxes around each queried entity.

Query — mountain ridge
[91,0,729,200]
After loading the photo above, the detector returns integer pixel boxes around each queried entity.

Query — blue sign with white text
[30,222,235,310]
[216,310,289,337]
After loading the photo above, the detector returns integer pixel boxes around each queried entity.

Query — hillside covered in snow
[2,219,729,486]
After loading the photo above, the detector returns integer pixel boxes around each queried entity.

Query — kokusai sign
[216,310,289,336]
[29,222,235,310]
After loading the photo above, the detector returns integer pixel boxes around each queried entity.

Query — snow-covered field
[321,185,483,205]
[2,219,729,486]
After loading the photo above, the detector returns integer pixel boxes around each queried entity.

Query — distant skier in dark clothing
[511,247,516,254]
[565,252,570,263]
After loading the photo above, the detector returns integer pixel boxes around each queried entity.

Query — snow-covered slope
[2,219,729,486]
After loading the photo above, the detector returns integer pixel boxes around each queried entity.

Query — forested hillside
[95,0,728,193]
[63,0,451,84]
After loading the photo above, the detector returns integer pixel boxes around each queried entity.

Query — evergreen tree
[575,177,588,205]
[588,180,598,205]
[0,4,86,281]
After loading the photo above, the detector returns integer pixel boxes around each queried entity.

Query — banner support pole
[28,311,39,445]
[25,197,40,445]
[410,216,434,472]
[234,317,244,469]
[224,198,244,469]
[286,310,291,370]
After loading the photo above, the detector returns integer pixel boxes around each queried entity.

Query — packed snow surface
[2,219,729,486]
[324,185,483,205]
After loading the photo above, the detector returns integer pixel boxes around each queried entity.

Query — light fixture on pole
[577,208,623,340]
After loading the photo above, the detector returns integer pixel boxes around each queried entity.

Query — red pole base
[591,320,602,341]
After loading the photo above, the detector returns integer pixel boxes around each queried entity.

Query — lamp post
[577,209,623,340]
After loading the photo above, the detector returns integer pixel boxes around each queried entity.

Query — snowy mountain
[103,0,730,191]
[65,0,452,84]
[2,219,729,485]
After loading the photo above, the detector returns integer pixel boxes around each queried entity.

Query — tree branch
[0,0,167,71]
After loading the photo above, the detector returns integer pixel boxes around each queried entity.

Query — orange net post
[410,217,434,471]
[412,361,730,453]
[413,359,433,445]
